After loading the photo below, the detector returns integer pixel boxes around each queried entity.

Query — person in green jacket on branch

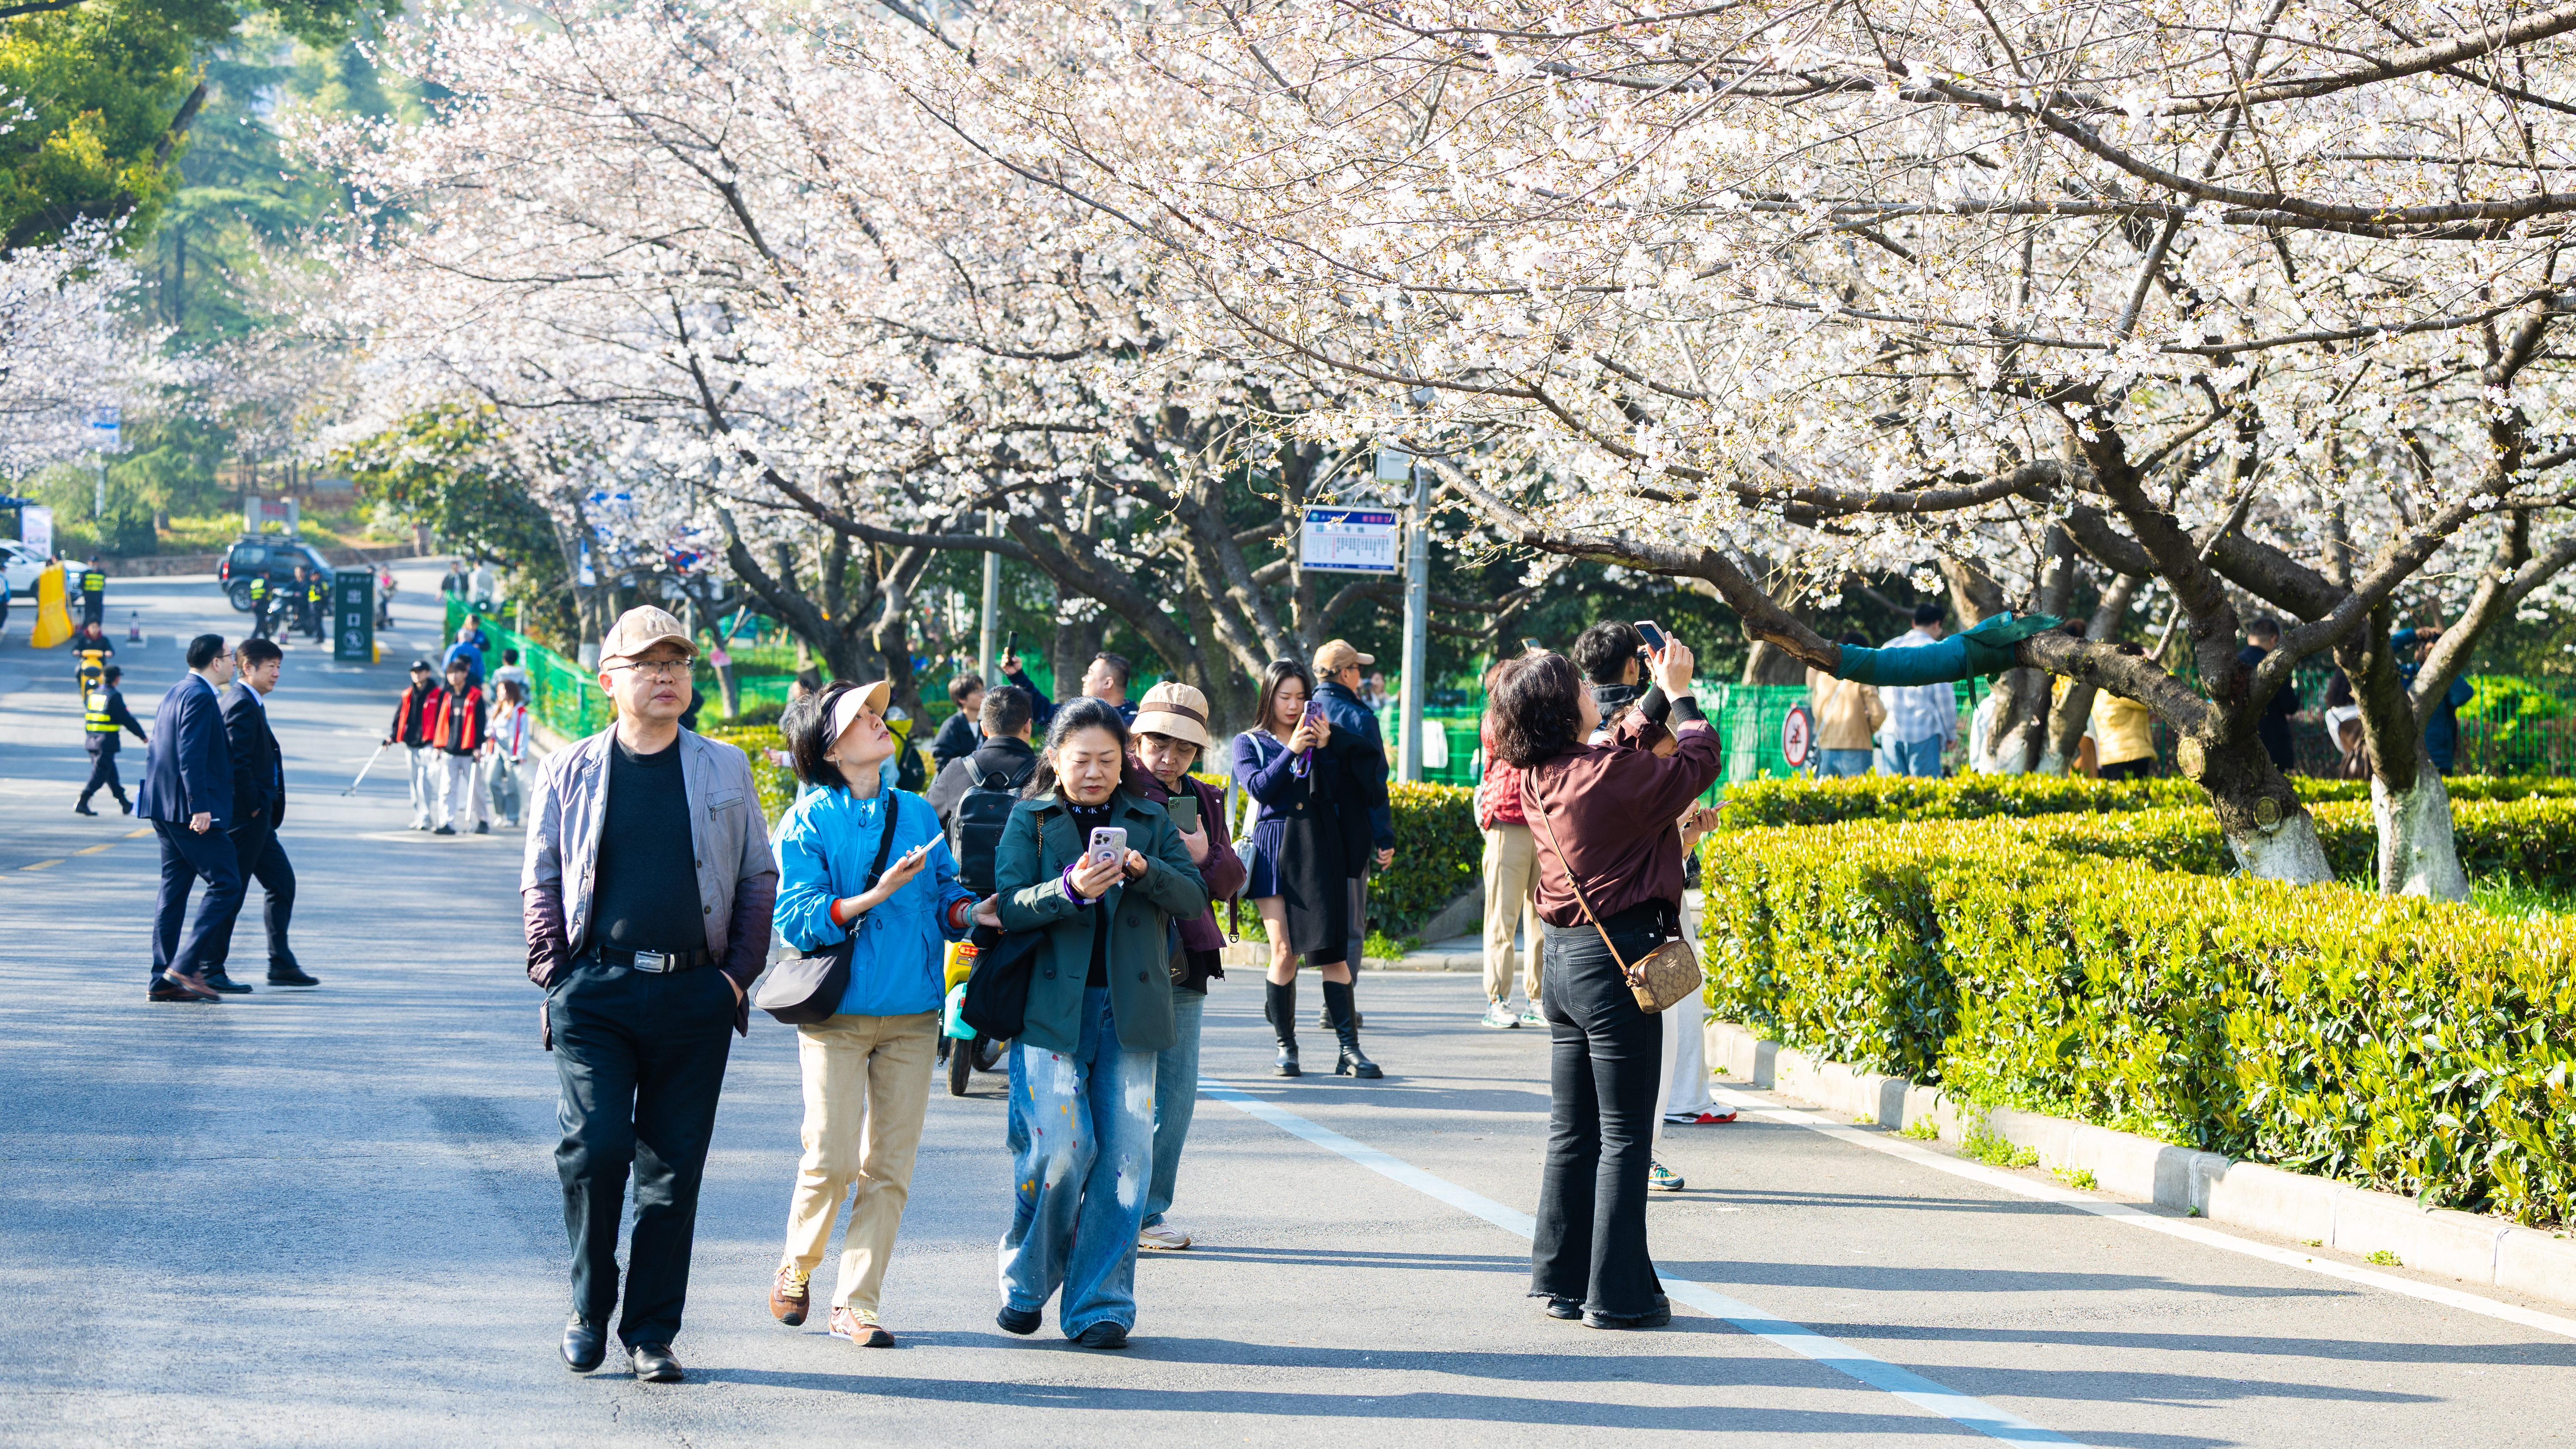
[990,696,1208,1351]
[1822,611,2065,694]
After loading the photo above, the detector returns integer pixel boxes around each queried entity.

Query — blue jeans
[1814,748,1873,779]
[1889,736,1946,778]
[1143,986,1204,1227]
[999,987,1159,1335]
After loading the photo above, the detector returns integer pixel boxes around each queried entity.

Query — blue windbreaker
[772,785,971,1018]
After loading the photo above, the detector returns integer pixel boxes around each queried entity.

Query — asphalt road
[2,565,2570,1448]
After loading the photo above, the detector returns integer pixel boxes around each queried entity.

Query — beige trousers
[1480,823,1545,1005]
[780,1011,938,1319]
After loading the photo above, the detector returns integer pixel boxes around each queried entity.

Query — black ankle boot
[1323,979,1381,1078]
[1264,979,1300,1077]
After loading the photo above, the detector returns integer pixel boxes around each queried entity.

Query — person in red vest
[429,656,489,835]
[384,659,444,829]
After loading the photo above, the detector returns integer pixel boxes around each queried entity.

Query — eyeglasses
[607,659,692,679]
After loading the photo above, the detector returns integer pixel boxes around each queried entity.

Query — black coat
[222,683,288,829]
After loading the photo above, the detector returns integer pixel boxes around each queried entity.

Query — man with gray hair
[522,606,776,1383]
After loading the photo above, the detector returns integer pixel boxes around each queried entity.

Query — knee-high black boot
[1264,979,1301,1077]
[1324,979,1381,1078]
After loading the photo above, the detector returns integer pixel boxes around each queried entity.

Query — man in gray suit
[521,607,776,1384]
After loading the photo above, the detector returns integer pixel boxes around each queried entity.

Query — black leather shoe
[996,1304,1041,1336]
[630,1343,684,1382]
[561,1319,605,1372]
[1543,1297,1582,1321]
[432,825,456,836]
[1274,1045,1300,1078]
[118,797,133,815]
[267,966,321,987]
[1072,1321,1130,1350]
[1583,1296,1673,1330]
[148,979,218,1003]
[200,972,254,995]
[73,800,96,816]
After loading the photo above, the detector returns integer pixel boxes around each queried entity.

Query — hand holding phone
[1166,793,1201,835]
[1634,620,1668,653]
[1087,825,1129,867]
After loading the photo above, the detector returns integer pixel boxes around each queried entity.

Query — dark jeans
[550,960,735,1348]
[151,818,244,985]
[1531,917,1665,1318]
[2098,757,2152,781]
[79,747,126,805]
[215,817,298,975]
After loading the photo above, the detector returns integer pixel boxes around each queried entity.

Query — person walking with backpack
[927,685,1039,887]
[765,680,976,1349]
[992,697,1208,1349]
[1123,682,1247,1252]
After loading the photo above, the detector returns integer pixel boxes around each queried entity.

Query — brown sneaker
[829,1306,893,1347]
[769,1263,810,1326]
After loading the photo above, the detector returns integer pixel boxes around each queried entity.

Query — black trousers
[81,592,101,626]
[214,817,297,975]
[1531,917,1665,1318]
[151,818,245,985]
[79,746,126,805]
[550,960,735,1347]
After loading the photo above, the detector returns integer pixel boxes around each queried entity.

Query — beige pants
[1481,823,1545,1005]
[780,1011,938,1319]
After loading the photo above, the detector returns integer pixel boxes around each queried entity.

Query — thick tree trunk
[2038,574,2142,776]
[1993,528,2079,772]
[2181,731,2333,884]
[2372,771,2470,899]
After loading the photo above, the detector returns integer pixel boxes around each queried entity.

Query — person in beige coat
[1807,633,1887,778]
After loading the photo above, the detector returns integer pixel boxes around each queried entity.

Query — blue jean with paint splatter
[998,986,1159,1336]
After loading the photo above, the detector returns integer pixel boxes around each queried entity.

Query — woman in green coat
[991,697,1207,1349]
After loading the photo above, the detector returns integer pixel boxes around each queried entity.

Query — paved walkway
[2,571,2570,1447]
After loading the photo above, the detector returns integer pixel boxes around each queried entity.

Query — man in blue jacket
[137,634,243,1002]
[1312,639,1395,973]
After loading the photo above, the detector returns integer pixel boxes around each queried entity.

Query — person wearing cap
[1311,639,1395,1011]
[1123,682,1248,1252]
[429,656,490,835]
[522,606,778,1384]
[762,679,976,1349]
[385,659,445,830]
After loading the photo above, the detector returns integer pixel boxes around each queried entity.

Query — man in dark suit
[219,637,317,988]
[137,634,243,1003]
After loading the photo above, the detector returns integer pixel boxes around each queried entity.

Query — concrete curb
[1706,1020,2576,1312]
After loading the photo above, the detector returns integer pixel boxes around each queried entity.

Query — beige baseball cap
[1313,639,1373,674]
[599,606,697,665]
[1131,680,1212,748]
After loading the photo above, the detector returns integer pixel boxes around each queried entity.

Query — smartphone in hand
[1087,826,1128,869]
[1634,620,1668,652]
[1166,794,1201,835]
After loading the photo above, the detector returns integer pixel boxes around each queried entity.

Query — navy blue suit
[138,674,244,986]
[218,683,299,976]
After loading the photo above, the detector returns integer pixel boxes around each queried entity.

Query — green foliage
[2053,1165,2099,1191]
[1712,771,2576,832]
[1899,1117,1940,1141]
[339,406,576,648]
[700,726,792,823]
[1700,809,2576,1224]
[2365,1249,2404,1267]
[1960,1118,2038,1169]
[1373,781,1479,933]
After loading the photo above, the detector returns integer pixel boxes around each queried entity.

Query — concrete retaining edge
[1706,1020,2576,1312]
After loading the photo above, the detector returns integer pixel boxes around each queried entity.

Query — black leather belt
[583,945,717,973]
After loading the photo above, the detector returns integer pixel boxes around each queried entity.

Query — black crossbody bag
[959,806,1055,1039]
[752,793,906,1026]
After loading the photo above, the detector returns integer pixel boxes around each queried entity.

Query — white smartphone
[1634,620,1668,652]
[1086,826,1127,869]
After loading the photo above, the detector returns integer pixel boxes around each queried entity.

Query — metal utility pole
[1397,461,1430,782]
[976,509,1001,682]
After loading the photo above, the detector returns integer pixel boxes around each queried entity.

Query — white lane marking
[1199,1079,2090,1447]
[1705,1084,2576,1344]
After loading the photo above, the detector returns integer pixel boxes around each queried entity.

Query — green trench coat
[995,787,1209,1056]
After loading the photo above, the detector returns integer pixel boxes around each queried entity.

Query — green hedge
[1713,771,2576,830]
[1701,809,2576,1223]
[701,727,794,822]
[1211,775,1480,935]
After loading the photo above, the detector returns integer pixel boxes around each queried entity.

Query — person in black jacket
[76,664,148,815]
[927,686,1039,848]
[931,673,985,773]
[219,637,316,987]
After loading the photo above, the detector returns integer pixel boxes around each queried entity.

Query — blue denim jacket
[772,784,971,1018]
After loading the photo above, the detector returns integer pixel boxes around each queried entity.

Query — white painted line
[1705,1084,2576,1343]
[1200,1078,2090,1448]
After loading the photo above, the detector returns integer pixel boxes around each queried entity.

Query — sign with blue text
[1300,507,1400,574]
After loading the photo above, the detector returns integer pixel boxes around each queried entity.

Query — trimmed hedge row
[1700,808,2576,1223]
[1713,771,2576,830]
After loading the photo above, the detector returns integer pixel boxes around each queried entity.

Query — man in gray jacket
[522,606,776,1383]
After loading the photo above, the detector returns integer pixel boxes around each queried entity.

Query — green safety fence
[444,598,612,741]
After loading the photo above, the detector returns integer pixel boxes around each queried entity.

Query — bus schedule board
[1300,507,1400,574]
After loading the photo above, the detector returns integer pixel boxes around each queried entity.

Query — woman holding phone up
[1490,633,1720,1330]
[992,696,1208,1349]
[766,680,976,1349]
[1232,659,1379,1077]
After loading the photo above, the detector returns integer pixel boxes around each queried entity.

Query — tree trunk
[2182,731,2333,884]
[2372,771,2470,899]
[2038,574,2142,775]
[1992,528,2079,772]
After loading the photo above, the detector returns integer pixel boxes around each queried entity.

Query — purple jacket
[1128,763,1245,954]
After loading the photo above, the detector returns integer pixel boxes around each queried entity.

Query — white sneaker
[1480,1001,1520,1030]
[1138,1220,1192,1251]
[1518,1005,1546,1028]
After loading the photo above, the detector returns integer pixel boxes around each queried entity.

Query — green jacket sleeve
[996,806,1083,931]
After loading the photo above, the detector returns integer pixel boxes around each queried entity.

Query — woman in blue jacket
[765,680,974,1349]
[992,697,1207,1349]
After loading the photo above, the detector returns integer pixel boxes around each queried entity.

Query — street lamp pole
[1397,461,1430,782]
[977,509,1000,683]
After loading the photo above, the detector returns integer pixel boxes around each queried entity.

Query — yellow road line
[73,844,112,855]
[125,828,152,838]
[19,859,62,871]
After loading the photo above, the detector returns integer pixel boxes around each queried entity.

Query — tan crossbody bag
[1524,775,1701,1015]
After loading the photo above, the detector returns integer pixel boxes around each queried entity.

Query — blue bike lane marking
[1200,1078,2091,1448]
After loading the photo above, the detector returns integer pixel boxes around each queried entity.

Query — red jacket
[430,684,486,755]
[1476,714,1528,828]
[389,682,442,746]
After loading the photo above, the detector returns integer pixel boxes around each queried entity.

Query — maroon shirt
[1519,705,1721,928]
[1127,762,1247,953]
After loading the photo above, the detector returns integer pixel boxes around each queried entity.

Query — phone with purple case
[1087,826,1127,868]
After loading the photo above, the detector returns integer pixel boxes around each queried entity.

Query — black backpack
[948,755,1034,896]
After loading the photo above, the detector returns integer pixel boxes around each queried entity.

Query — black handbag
[753,793,906,1025]
[959,926,1043,1040]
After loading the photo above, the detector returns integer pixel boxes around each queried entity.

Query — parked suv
[219,535,337,613]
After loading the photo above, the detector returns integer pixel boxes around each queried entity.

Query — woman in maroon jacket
[1491,638,1719,1329]
[1123,681,1247,1252]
